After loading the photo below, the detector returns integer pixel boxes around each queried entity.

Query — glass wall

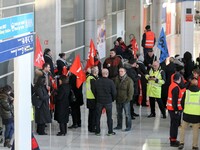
[0,1,35,86]
[105,0,126,57]
[61,0,85,62]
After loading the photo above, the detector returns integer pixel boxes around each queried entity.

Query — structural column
[85,0,97,58]
[151,0,163,57]
[180,1,194,57]
[35,0,61,60]
[126,0,143,52]
[85,0,106,59]
[14,53,32,150]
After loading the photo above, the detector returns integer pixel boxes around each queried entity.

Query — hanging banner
[97,20,106,59]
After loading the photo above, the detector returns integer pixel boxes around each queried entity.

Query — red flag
[138,79,143,105]
[70,55,86,88]
[131,38,138,57]
[62,66,68,76]
[34,36,45,68]
[85,39,97,70]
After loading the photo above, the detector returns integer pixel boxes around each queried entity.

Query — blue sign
[176,0,200,2]
[0,34,34,63]
[0,13,34,40]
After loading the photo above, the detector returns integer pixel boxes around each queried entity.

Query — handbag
[32,92,42,109]
[70,90,76,102]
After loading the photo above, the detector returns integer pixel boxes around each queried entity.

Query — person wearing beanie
[141,25,156,57]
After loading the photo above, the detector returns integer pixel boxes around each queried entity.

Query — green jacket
[114,74,134,103]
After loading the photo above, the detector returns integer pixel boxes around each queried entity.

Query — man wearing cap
[141,25,156,57]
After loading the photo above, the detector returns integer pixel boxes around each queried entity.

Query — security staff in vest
[86,66,99,133]
[141,25,156,57]
[146,61,166,118]
[166,73,182,147]
[178,79,200,150]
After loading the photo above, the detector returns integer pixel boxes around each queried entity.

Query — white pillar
[85,0,97,58]
[14,53,32,150]
[152,0,163,58]
[180,1,194,57]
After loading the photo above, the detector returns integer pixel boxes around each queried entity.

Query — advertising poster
[97,20,106,59]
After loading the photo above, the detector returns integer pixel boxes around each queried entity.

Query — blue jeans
[5,122,14,140]
[116,101,132,129]
[96,103,113,134]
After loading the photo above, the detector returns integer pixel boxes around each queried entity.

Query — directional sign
[0,34,34,63]
[0,13,34,40]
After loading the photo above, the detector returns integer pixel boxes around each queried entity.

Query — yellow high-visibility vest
[86,75,95,99]
[184,90,200,116]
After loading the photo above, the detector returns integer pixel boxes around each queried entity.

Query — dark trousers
[169,110,181,140]
[96,103,113,134]
[59,123,67,134]
[4,122,14,140]
[88,109,96,131]
[130,95,138,116]
[149,97,166,115]
[71,103,81,126]
[37,124,45,134]
[116,102,132,129]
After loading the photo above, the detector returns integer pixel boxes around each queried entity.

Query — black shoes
[68,124,78,129]
[57,132,66,136]
[114,126,122,130]
[162,114,166,119]
[178,143,184,149]
[132,112,139,117]
[131,116,136,120]
[170,141,180,147]
[107,132,116,136]
[38,132,47,135]
[192,147,199,150]
[124,128,131,132]
[147,114,156,118]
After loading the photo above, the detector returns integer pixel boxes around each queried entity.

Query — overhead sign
[0,34,34,63]
[0,13,34,40]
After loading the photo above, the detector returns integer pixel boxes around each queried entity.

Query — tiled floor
[0,31,200,150]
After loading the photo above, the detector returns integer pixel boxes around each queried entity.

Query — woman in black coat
[54,75,71,136]
[43,48,55,76]
[68,74,84,128]
[56,53,68,76]
[34,76,52,135]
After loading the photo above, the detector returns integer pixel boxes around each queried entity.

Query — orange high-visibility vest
[170,73,186,98]
[167,82,183,111]
[145,31,155,48]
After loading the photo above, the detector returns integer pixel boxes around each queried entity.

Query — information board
[0,34,34,63]
[0,13,34,40]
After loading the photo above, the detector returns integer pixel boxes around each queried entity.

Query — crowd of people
[0,25,200,150]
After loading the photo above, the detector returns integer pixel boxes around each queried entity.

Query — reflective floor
[0,31,200,150]
[34,105,200,150]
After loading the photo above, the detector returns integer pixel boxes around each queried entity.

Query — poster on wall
[97,19,106,59]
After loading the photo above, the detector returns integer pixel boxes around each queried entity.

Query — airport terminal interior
[0,0,200,150]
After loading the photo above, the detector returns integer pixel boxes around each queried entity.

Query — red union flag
[131,38,138,57]
[34,36,44,68]
[85,39,97,71]
[70,55,86,88]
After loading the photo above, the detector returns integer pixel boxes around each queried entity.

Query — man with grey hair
[86,66,99,132]
[114,67,134,131]
[146,61,166,118]
[93,68,116,136]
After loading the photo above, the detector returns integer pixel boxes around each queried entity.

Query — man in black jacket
[93,68,116,136]
[124,59,139,119]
